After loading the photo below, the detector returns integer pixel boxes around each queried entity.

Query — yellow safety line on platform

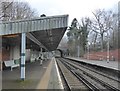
[36,59,53,89]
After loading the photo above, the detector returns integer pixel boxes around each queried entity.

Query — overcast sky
[20,0,119,39]
[18,0,119,45]
[22,0,119,25]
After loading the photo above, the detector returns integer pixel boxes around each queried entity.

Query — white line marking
[55,59,64,89]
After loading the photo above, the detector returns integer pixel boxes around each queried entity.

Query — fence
[83,49,120,61]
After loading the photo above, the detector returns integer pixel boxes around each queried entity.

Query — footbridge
[0,15,68,80]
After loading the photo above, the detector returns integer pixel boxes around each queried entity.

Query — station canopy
[0,15,68,51]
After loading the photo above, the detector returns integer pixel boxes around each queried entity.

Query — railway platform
[2,57,63,90]
[66,57,120,71]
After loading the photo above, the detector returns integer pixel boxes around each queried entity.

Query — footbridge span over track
[0,15,68,80]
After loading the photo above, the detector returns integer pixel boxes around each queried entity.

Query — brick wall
[0,48,1,61]
[0,47,10,71]
[83,49,120,61]
[0,47,10,61]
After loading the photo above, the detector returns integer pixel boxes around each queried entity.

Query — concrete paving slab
[36,59,53,89]
[47,57,63,89]
[0,71,2,90]
[2,60,51,90]
[66,57,120,71]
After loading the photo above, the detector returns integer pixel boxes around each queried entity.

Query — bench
[4,60,20,71]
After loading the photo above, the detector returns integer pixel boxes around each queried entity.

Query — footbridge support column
[21,33,26,81]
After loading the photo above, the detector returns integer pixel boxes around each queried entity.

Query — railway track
[65,58,120,82]
[56,59,89,90]
[66,58,120,82]
[56,58,120,91]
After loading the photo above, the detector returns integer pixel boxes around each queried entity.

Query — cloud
[24,0,119,25]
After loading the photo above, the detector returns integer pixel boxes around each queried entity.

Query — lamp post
[87,42,90,60]
[77,45,80,58]
[77,36,80,58]
[107,32,110,63]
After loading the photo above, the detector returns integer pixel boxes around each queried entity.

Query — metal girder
[0,15,68,36]
[26,33,47,50]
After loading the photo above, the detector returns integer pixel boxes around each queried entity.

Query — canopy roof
[0,15,68,51]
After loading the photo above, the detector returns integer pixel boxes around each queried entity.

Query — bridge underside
[1,15,68,51]
[2,27,67,52]
[30,27,67,51]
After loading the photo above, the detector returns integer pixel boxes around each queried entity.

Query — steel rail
[61,58,120,91]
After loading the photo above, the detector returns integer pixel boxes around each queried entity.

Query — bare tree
[108,13,118,49]
[1,1,37,21]
[90,9,114,51]
[0,1,13,20]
